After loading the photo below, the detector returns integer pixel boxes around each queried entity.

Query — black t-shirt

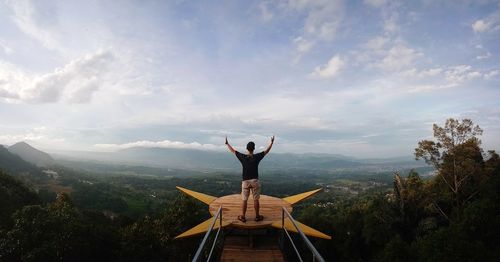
[235,151,266,180]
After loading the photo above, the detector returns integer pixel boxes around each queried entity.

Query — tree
[120,194,204,261]
[415,118,486,220]
[0,193,119,261]
[392,171,429,238]
[0,170,39,230]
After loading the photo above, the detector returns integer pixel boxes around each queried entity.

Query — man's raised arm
[264,135,275,155]
[225,136,236,154]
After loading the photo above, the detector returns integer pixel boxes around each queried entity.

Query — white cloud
[383,13,399,33]
[6,0,63,52]
[365,36,389,50]
[419,67,443,77]
[472,11,500,33]
[310,55,344,79]
[292,36,315,63]
[0,126,66,147]
[376,44,420,71]
[405,83,456,93]
[303,1,343,41]
[467,71,482,79]
[0,133,44,144]
[355,34,421,73]
[394,64,498,95]
[476,52,492,60]
[293,36,314,53]
[352,36,388,64]
[0,87,19,99]
[445,65,476,83]
[94,139,224,151]
[473,20,489,32]
[400,67,443,78]
[484,70,499,80]
[286,0,344,57]
[0,50,115,103]
[364,0,401,34]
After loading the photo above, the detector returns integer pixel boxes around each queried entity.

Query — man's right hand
[264,135,275,155]
[225,136,236,154]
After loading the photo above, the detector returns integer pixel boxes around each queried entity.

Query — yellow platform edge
[176,186,217,205]
[271,218,331,240]
[175,217,230,239]
[282,188,322,205]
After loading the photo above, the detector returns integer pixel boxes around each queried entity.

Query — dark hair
[246,141,255,151]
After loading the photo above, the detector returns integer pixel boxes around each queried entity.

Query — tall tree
[415,118,486,220]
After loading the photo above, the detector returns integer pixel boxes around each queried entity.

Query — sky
[0,0,499,158]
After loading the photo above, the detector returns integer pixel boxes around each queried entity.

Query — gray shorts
[241,179,260,201]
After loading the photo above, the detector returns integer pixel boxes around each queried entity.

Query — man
[225,136,274,222]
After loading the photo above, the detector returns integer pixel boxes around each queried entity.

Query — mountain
[8,142,55,167]
[53,146,425,172]
[53,147,365,171]
[0,145,41,175]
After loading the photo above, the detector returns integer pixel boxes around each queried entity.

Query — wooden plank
[221,236,284,262]
[221,249,284,262]
[209,194,292,229]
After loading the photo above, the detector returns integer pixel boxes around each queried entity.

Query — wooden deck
[209,194,293,229]
[220,235,285,262]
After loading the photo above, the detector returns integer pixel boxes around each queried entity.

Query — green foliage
[376,234,412,262]
[414,225,492,262]
[0,170,39,229]
[71,182,129,214]
[0,194,119,261]
[120,195,205,261]
[415,119,490,221]
[0,184,208,261]
[415,118,483,169]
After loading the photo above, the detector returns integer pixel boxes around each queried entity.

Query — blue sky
[0,0,499,157]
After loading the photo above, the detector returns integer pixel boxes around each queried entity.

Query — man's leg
[254,199,260,217]
[241,200,248,217]
[240,180,250,221]
[252,179,263,220]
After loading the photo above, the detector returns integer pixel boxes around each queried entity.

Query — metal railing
[280,207,325,262]
[192,206,223,262]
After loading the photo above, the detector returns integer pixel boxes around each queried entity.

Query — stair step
[221,235,284,262]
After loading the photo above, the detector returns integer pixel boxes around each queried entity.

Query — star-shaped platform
[175,187,331,240]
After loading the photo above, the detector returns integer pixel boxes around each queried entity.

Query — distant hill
[0,145,41,175]
[53,146,425,172]
[53,147,364,171]
[8,142,55,167]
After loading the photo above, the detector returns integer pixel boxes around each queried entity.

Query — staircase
[191,207,326,262]
[221,233,284,262]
